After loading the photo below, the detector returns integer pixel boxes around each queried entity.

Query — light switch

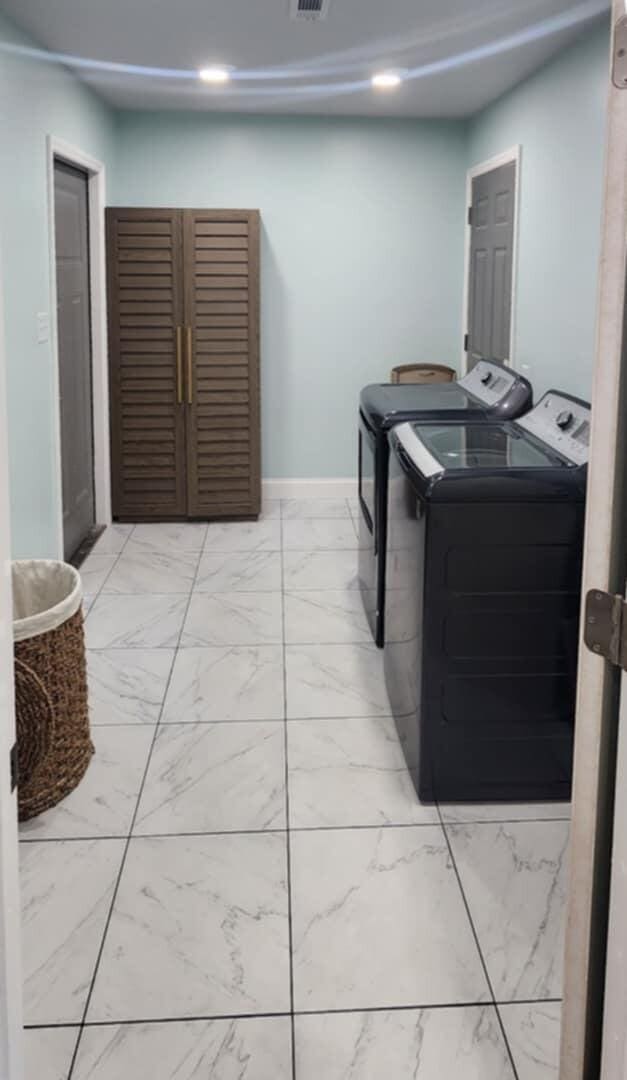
[36,312,50,344]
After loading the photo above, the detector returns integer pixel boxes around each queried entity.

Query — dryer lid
[359,382,477,429]
[360,360,531,430]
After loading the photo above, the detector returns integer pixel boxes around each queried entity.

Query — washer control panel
[460,360,518,406]
[517,392,591,465]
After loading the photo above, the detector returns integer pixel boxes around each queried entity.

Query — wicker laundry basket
[390,363,456,384]
[13,560,93,821]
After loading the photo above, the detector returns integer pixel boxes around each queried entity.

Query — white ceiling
[0,0,609,117]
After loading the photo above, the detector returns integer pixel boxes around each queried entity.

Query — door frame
[0,227,24,1077]
[461,144,521,375]
[561,5,627,1074]
[46,136,112,559]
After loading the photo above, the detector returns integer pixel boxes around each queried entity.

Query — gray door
[466,161,516,369]
[54,160,95,559]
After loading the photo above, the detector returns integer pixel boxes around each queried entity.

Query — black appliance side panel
[357,413,384,645]
[422,500,585,802]
[383,447,430,794]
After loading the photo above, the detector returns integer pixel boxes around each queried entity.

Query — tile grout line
[436,804,521,1080]
[25,995,564,1032]
[81,525,132,612]
[66,540,201,1079]
[55,517,542,1075]
[19,817,572,845]
[279,511,298,1080]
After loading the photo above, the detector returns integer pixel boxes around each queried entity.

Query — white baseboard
[262,478,357,500]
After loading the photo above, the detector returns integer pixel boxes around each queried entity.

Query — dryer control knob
[556,410,574,430]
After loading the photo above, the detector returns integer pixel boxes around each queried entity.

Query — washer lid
[411,422,566,473]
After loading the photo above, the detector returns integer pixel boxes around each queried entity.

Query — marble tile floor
[22,502,566,1079]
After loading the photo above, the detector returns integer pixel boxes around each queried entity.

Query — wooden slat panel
[107,208,187,520]
[122,414,176,427]
[120,359,174,371]
[119,249,176,263]
[197,477,250,490]
[196,328,249,341]
[195,275,248,289]
[124,457,174,470]
[124,478,177,492]
[196,380,249,393]
[109,207,260,523]
[195,315,249,329]
[198,456,250,468]
[119,382,172,395]
[123,434,175,446]
[197,430,250,444]
[195,236,248,250]
[196,249,249,264]
[196,302,249,316]
[120,339,173,353]
[120,315,173,328]
[198,447,250,459]
[193,407,250,419]
[120,288,172,303]
[119,303,173,316]
[119,275,173,289]
[118,262,172,275]
[120,328,172,341]
[118,235,173,249]
[196,289,248,303]
[195,222,248,236]
[197,348,249,360]
[117,221,173,236]
[184,210,260,518]
[198,366,249,380]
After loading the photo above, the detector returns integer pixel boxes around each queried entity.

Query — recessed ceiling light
[371,71,403,90]
[198,66,232,84]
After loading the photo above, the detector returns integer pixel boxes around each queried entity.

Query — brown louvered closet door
[107,209,187,519]
[184,210,260,518]
[107,208,260,521]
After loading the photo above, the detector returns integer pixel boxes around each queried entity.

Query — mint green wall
[112,113,467,479]
[468,21,609,403]
[0,13,115,558]
[0,15,610,555]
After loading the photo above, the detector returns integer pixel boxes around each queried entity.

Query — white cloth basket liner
[12,560,83,643]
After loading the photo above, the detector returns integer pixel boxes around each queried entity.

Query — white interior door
[560,5,627,1077]
[0,237,24,1074]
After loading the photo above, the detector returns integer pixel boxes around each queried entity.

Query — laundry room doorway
[463,147,519,373]
[53,159,95,560]
[46,137,112,563]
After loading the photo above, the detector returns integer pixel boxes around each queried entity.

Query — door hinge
[467,206,473,226]
[10,743,18,792]
[584,590,627,672]
[612,15,627,89]
[463,333,469,352]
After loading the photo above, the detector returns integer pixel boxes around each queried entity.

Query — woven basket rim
[13,560,82,642]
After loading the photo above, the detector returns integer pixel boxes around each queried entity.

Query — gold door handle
[176,326,183,404]
[186,326,193,405]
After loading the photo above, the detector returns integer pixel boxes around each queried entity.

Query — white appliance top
[458,360,520,406]
[516,391,591,466]
[393,423,442,478]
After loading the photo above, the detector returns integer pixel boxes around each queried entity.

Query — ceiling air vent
[290,0,331,21]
